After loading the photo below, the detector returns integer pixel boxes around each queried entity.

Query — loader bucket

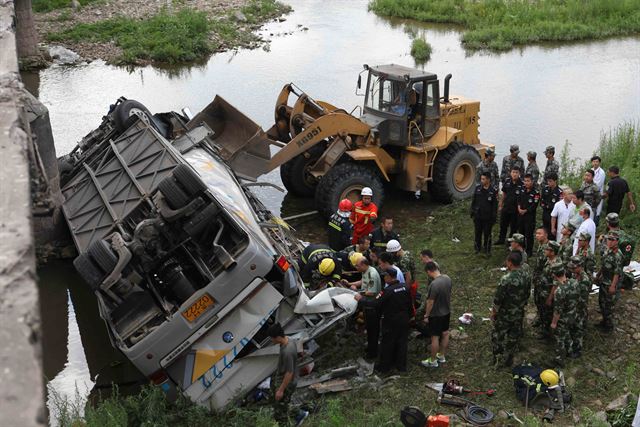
[186,96,274,180]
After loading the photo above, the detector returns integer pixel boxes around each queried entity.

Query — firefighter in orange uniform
[350,187,378,245]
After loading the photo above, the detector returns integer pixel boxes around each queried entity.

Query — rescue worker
[475,147,499,188]
[525,151,540,188]
[574,232,596,278]
[343,235,371,260]
[491,251,529,367]
[532,228,549,328]
[471,172,498,254]
[355,268,412,373]
[517,173,540,256]
[543,146,560,180]
[500,144,525,184]
[540,172,561,240]
[268,323,309,426]
[596,231,624,332]
[350,187,378,245]
[539,241,561,337]
[558,222,576,264]
[327,199,353,251]
[299,244,342,284]
[508,233,528,264]
[550,262,578,366]
[580,169,602,211]
[370,216,400,250]
[496,166,524,245]
[601,213,637,290]
[568,256,590,358]
[386,239,417,307]
[347,256,381,359]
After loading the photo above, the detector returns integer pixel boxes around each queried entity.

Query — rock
[449,329,468,339]
[633,332,640,340]
[566,376,576,387]
[70,0,80,10]
[497,410,509,419]
[233,11,247,22]
[94,10,102,15]
[591,367,606,376]
[277,17,286,22]
[48,45,81,65]
[606,393,631,412]
[572,410,580,424]
[302,27,309,31]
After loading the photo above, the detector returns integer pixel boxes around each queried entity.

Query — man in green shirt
[347,257,381,358]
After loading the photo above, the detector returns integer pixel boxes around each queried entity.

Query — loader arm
[267,112,371,171]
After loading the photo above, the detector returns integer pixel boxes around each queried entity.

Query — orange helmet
[338,199,353,212]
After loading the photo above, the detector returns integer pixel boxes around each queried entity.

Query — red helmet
[338,199,353,212]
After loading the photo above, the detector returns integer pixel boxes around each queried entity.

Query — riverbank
[35,0,291,65]
[369,0,640,51]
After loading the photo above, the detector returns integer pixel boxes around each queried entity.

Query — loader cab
[360,64,440,147]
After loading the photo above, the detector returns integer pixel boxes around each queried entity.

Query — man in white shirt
[591,156,606,225]
[551,188,575,242]
[573,207,596,254]
[570,190,593,227]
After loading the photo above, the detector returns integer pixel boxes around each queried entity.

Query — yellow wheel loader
[186,64,494,217]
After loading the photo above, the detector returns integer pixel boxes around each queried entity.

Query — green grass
[369,0,640,50]
[560,121,640,232]
[410,37,432,62]
[46,0,291,64]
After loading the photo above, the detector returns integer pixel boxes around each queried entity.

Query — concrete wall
[0,0,45,425]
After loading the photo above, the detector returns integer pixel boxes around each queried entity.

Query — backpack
[512,363,548,404]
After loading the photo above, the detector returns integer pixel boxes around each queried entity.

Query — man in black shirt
[496,166,524,245]
[471,172,498,254]
[517,173,540,256]
[370,217,400,250]
[604,166,636,214]
[355,268,412,373]
[540,172,561,240]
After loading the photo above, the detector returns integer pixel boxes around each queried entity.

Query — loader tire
[431,142,481,203]
[173,164,207,197]
[73,253,105,290]
[280,144,325,197]
[158,177,190,209]
[88,239,118,274]
[314,162,384,218]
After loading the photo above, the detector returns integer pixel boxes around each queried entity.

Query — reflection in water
[46,292,94,425]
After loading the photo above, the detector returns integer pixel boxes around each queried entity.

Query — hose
[461,404,494,425]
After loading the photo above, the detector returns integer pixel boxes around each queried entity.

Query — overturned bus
[58,97,357,411]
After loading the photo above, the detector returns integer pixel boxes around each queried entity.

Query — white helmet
[361,187,373,196]
[386,239,401,252]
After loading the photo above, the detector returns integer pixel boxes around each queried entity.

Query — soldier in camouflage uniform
[575,232,596,277]
[476,147,500,189]
[538,241,561,337]
[491,251,530,367]
[532,228,550,327]
[500,144,525,184]
[568,256,591,357]
[597,230,624,332]
[508,233,529,264]
[558,222,576,264]
[550,263,578,366]
[543,146,560,180]
[580,169,602,210]
[526,151,540,188]
[602,213,637,290]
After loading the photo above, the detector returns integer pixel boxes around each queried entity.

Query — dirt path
[35,0,286,63]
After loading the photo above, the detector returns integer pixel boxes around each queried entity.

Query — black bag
[400,406,426,427]
[512,363,549,404]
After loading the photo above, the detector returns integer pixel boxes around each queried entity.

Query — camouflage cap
[544,145,555,154]
[485,147,495,156]
[508,233,525,245]
[547,240,561,253]
[510,144,520,153]
[578,231,591,241]
[606,230,621,240]
[527,151,537,159]
[606,212,620,225]
[565,222,577,232]
[550,262,565,276]
[567,255,583,269]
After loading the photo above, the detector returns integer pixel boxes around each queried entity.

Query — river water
[28,0,639,422]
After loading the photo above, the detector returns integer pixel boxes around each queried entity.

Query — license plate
[182,293,215,322]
